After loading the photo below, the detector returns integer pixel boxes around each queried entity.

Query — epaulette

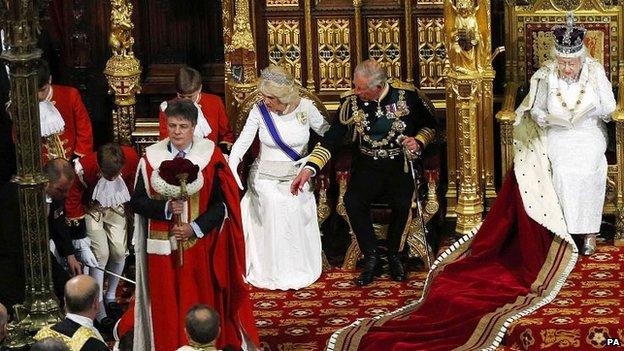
[340,89,356,99]
[338,97,354,125]
[390,81,416,92]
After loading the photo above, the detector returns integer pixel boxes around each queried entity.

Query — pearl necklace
[555,78,586,113]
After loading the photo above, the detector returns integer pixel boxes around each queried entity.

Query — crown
[552,12,587,55]
[260,67,294,86]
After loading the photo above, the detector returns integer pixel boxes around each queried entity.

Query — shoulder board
[390,81,415,92]
[340,89,356,99]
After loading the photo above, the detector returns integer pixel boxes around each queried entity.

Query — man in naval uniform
[291,59,436,286]
[34,275,108,351]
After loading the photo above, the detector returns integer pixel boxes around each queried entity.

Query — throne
[495,0,624,245]
[235,86,333,270]
[336,80,441,270]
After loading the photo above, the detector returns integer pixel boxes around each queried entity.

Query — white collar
[66,313,104,341]
[39,85,65,137]
[66,313,94,328]
[92,175,131,208]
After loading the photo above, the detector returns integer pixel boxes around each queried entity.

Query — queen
[228,65,330,290]
[516,12,616,255]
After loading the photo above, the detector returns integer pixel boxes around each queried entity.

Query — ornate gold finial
[104,0,142,145]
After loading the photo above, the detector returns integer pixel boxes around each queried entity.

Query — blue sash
[257,102,302,161]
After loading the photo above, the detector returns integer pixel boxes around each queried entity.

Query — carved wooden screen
[253,0,446,107]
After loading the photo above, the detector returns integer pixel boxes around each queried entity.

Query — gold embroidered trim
[414,127,436,148]
[308,143,331,170]
[34,325,100,351]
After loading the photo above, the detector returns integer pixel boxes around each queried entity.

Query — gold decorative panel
[267,19,303,84]
[266,0,299,6]
[317,18,352,91]
[417,17,445,89]
[367,18,401,79]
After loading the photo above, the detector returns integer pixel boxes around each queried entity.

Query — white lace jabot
[92,175,130,208]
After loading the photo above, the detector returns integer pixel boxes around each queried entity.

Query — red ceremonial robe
[131,138,258,351]
[65,146,139,222]
[158,92,234,147]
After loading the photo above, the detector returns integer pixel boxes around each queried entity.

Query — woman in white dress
[520,14,616,255]
[228,65,330,289]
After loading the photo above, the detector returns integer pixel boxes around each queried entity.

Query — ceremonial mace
[175,173,189,267]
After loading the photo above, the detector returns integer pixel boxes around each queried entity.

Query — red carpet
[249,270,426,351]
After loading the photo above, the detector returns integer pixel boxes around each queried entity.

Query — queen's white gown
[530,58,616,234]
[229,98,329,289]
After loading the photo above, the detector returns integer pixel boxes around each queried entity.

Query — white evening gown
[229,98,329,289]
[530,59,616,234]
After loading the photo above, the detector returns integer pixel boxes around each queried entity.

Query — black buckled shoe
[355,253,382,286]
[388,253,407,282]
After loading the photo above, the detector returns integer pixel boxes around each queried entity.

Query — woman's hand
[290,168,313,196]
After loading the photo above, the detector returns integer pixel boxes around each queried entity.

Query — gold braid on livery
[308,143,331,170]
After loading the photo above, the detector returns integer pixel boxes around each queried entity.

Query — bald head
[185,304,220,344]
[64,275,99,316]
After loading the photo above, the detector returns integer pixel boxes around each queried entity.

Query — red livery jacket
[65,146,140,222]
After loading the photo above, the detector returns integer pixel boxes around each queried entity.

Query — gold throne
[495,0,624,246]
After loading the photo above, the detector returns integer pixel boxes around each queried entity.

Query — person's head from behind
[185,304,220,345]
[353,59,388,102]
[258,65,298,114]
[44,158,75,202]
[30,337,70,351]
[176,67,202,103]
[0,303,7,342]
[97,143,126,181]
[37,60,52,102]
[64,275,99,320]
[165,99,198,151]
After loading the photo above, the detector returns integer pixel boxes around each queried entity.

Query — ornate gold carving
[109,0,135,57]
[304,0,315,90]
[418,17,446,89]
[317,18,352,91]
[230,0,255,52]
[367,18,402,79]
[267,0,299,6]
[105,0,142,146]
[267,20,302,84]
[225,0,258,134]
[444,0,488,74]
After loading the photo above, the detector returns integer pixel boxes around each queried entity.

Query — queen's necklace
[555,77,586,113]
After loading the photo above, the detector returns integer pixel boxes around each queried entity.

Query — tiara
[260,67,294,86]
[552,12,586,55]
